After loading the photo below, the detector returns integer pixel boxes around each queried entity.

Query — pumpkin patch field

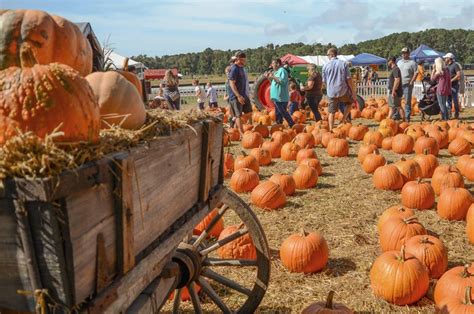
[186,102,474,312]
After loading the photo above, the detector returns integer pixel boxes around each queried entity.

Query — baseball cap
[401,47,409,53]
[443,52,455,59]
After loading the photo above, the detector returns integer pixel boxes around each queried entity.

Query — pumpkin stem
[400,245,406,262]
[465,286,473,305]
[417,177,422,184]
[420,236,433,245]
[462,264,472,278]
[423,148,430,155]
[300,228,308,237]
[20,44,37,68]
[403,216,419,224]
[241,150,247,157]
[325,290,335,309]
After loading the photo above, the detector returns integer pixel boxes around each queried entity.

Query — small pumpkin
[392,133,415,154]
[293,165,318,189]
[281,142,301,161]
[302,291,353,314]
[348,124,368,141]
[373,164,404,190]
[272,130,292,145]
[357,143,378,163]
[249,147,272,166]
[250,181,286,210]
[379,216,427,252]
[448,137,471,156]
[280,229,329,273]
[413,150,439,178]
[431,166,464,196]
[405,235,448,279]
[193,209,224,238]
[217,224,257,259]
[229,168,259,193]
[234,152,259,173]
[269,174,296,196]
[241,131,264,149]
[401,178,435,210]
[437,187,472,221]
[381,137,393,150]
[327,138,349,157]
[362,149,386,174]
[300,158,323,176]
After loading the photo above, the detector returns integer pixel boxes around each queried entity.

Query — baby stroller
[418,78,440,121]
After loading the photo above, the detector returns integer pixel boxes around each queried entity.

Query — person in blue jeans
[397,47,418,122]
[301,64,323,121]
[266,58,295,127]
[444,53,461,119]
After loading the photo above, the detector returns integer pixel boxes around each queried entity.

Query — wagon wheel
[162,188,270,313]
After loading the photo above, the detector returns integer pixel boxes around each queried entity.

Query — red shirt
[432,68,452,96]
[289,90,300,103]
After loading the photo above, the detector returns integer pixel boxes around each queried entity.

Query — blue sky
[2,0,473,57]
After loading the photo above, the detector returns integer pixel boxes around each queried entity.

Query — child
[193,79,206,110]
[288,82,301,116]
[206,82,218,108]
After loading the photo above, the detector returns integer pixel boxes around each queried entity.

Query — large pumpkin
[392,133,414,154]
[0,63,100,144]
[280,230,329,273]
[117,70,143,95]
[261,139,282,158]
[327,138,349,157]
[86,71,146,129]
[373,164,404,190]
[370,246,430,305]
[250,181,286,210]
[281,142,301,161]
[249,147,272,166]
[405,235,448,279]
[414,134,439,156]
[400,179,435,210]
[431,165,464,196]
[234,152,259,173]
[434,264,474,306]
[300,158,323,176]
[217,224,257,259]
[302,291,353,314]
[413,150,439,178]
[229,168,259,193]
[0,10,92,76]
[438,286,474,313]
[379,216,427,252]
[241,130,264,149]
[357,143,378,163]
[457,155,474,181]
[437,187,472,221]
[448,137,471,156]
[293,165,318,189]
[394,158,422,183]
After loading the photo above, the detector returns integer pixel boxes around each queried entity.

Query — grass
[162,106,474,313]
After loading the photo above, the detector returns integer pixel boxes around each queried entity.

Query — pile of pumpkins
[0,9,146,146]
[359,96,420,122]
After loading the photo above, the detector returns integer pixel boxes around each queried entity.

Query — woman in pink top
[431,57,452,121]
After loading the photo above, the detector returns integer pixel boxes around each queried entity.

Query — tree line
[132,29,474,75]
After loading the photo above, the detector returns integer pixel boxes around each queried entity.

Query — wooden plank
[210,121,223,189]
[0,199,35,311]
[199,121,215,202]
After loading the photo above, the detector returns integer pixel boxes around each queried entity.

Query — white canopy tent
[107,52,147,78]
[299,55,355,66]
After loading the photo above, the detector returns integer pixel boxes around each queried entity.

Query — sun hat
[443,52,455,59]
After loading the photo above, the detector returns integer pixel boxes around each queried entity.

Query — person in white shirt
[193,79,206,110]
[206,82,218,108]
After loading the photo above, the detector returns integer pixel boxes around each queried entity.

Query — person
[431,57,452,121]
[266,58,295,127]
[206,82,218,108]
[362,66,369,84]
[223,65,234,127]
[228,51,252,136]
[443,53,461,119]
[370,68,378,85]
[322,47,356,131]
[163,69,180,110]
[288,82,300,116]
[456,61,466,108]
[387,56,405,121]
[416,61,425,82]
[193,79,206,110]
[300,63,323,121]
[397,47,418,122]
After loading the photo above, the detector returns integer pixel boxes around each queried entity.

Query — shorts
[328,93,352,113]
[388,95,401,108]
[229,97,252,118]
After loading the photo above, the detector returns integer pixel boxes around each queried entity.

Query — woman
[163,69,180,110]
[301,64,323,121]
[431,57,451,121]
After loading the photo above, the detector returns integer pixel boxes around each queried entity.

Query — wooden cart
[0,119,270,313]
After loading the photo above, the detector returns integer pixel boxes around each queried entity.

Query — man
[322,47,356,131]
[444,53,462,118]
[228,51,252,136]
[397,47,418,122]
[266,58,295,127]
[387,56,404,121]
[206,82,218,108]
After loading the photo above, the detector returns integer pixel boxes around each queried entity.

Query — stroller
[418,78,440,121]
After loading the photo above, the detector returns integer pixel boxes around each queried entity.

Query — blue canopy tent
[349,53,386,66]
[410,44,445,63]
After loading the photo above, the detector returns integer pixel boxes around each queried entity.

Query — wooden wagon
[0,118,270,313]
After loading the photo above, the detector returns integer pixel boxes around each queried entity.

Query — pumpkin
[242,124,254,132]
[234,152,259,173]
[327,138,349,157]
[357,144,378,163]
[431,166,464,196]
[457,155,474,181]
[348,124,368,141]
[284,128,297,140]
[86,71,146,129]
[300,158,323,176]
[434,264,474,306]
[296,148,318,164]
[272,130,291,145]
[362,149,386,174]
[437,187,472,221]
[321,131,338,148]
[426,127,449,149]
[292,123,306,134]
[381,137,393,150]
[281,142,301,161]
[224,152,234,178]
[413,150,439,178]
[117,70,143,95]
[168,284,202,301]
[377,206,415,233]
[217,224,257,259]
[401,179,435,210]
[0,10,92,76]
[405,235,448,279]
[373,164,404,190]
[249,147,272,166]
[370,246,429,305]
[380,118,398,135]
[227,128,241,141]
[293,165,318,189]
[406,125,425,141]
[0,63,100,144]
[379,216,427,252]
[363,130,383,147]
[241,131,264,149]
[193,209,224,238]
[292,111,306,124]
[269,174,296,196]
[395,158,422,183]
[253,123,270,138]
[467,204,474,244]
[302,291,353,314]
[223,133,230,146]
[250,180,286,210]
[449,137,471,156]
[261,139,282,158]
[414,134,439,156]
[270,124,285,134]
[257,114,272,126]
[391,134,414,154]
[312,129,328,147]
[438,286,474,313]
[280,230,329,273]
[294,132,315,148]
[229,168,259,193]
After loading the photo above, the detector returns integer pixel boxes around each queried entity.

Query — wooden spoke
[197,277,231,314]
[192,204,229,248]
[188,282,203,314]
[199,227,248,256]
[202,268,252,296]
[203,257,258,267]
[172,288,182,314]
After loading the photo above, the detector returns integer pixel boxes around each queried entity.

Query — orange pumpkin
[249,147,272,166]
[250,181,286,210]
[269,174,296,196]
[379,216,427,252]
[362,149,386,174]
[413,150,439,178]
[431,166,464,196]
[117,70,143,95]
[193,209,224,238]
[302,291,353,314]
[438,286,474,313]
[377,206,415,233]
[223,152,234,178]
[241,131,264,149]
[434,264,474,306]
[357,144,378,163]
[467,204,474,244]
[234,152,259,173]
[437,187,472,221]
[401,179,435,210]
[293,165,318,189]
[327,138,349,157]
[281,142,301,161]
[373,164,404,190]
[405,235,448,279]
[217,224,257,259]
[261,139,282,158]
